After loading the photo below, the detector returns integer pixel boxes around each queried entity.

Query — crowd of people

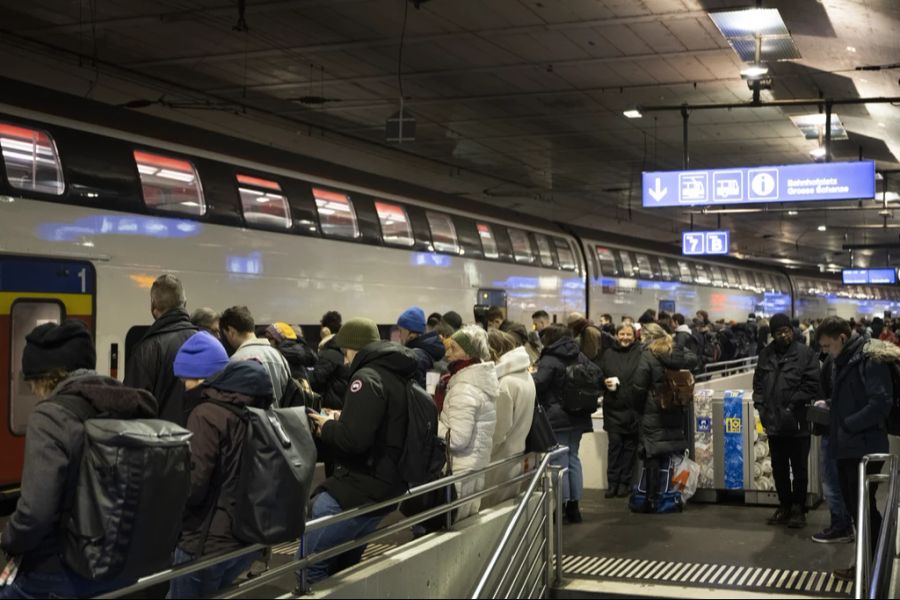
[1,274,895,597]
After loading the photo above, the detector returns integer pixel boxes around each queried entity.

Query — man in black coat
[298,318,418,587]
[124,274,196,425]
[818,316,893,581]
[753,313,820,529]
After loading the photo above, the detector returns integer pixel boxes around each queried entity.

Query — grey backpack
[58,397,192,581]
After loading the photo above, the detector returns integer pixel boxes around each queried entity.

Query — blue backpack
[629,454,683,514]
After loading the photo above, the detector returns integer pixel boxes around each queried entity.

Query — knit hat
[451,325,491,361]
[265,322,298,345]
[22,320,96,380]
[397,307,426,334]
[334,318,381,351]
[441,311,463,331]
[174,332,230,379]
[770,313,792,334]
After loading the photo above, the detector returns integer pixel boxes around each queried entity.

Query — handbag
[526,401,558,453]
[399,431,458,531]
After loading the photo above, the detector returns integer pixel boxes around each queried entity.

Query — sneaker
[766,506,791,526]
[812,527,855,544]
[787,505,806,529]
[833,566,855,582]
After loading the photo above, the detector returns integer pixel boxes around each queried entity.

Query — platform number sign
[682,231,730,256]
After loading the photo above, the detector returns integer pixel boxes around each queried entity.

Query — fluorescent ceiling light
[623,109,642,119]
[788,210,798,216]
[709,8,788,37]
[809,146,827,159]
[741,64,769,78]
[817,225,827,231]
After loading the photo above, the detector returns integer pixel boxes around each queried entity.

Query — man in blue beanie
[396,306,445,388]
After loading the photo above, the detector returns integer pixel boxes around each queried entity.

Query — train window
[313,187,359,239]
[709,266,725,287]
[596,247,620,277]
[426,211,460,254]
[635,253,653,279]
[507,228,535,263]
[724,268,739,287]
[9,300,64,435]
[0,123,65,195]
[738,270,752,289]
[656,256,672,280]
[477,223,499,259]
[236,174,291,229]
[134,150,205,216]
[375,201,414,247]
[677,260,693,283]
[618,251,637,277]
[534,234,554,267]
[648,256,664,279]
[694,263,711,285]
[554,239,576,270]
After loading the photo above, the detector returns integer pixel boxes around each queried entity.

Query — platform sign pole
[723,390,745,490]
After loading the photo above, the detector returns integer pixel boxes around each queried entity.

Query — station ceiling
[0,0,898,271]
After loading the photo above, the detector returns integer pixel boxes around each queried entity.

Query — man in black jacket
[1,320,157,599]
[296,318,418,587]
[753,313,820,529]
[818,317,893,581]
[124,274,196,425]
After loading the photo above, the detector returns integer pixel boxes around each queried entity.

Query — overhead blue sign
[682,230,729,256]
[643,160,875,207]
[842,268,897,285]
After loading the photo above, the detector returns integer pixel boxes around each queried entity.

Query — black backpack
[56,396,192,582]
[562,360,603,413]
[214,403,317,545]
[399,380,446,486]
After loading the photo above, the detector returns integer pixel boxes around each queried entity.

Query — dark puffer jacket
[179,361,274,556]
[1,372,157,574]
[277,339,318,381]
[407,331,446,388]
[752,340,820,437]
[533,337,595,434]
[830,336,893,460]
[124,308,197,425]
[319,341,418,511]
[633,346,698,457]
[599,342,643,434]
[308,336,350,410]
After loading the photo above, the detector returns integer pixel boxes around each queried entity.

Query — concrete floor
[564,489,855,574]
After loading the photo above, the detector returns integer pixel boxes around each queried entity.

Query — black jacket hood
[351,340,418,378]
[654,347,698,371]
[202,360,274,404]
[55,372,158,418]
[144,308,196,342]
[407,330,446,361]
[542,337,581,362]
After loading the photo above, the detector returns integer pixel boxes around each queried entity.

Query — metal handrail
[471,447,567,599]
[858,453,899,599]
[695,355,758,383]
[97,451,540,599]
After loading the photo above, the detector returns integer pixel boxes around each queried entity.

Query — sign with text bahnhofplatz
[642,160,875,207]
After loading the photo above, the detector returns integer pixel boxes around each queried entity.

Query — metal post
[856,458,869,599]
[681,105,690,169]
[555,467,568,585]
[299,536,308,594]
[825,100,833,163]
[543,468,552,593]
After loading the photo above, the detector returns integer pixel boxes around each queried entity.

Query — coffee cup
[605,377,620,391]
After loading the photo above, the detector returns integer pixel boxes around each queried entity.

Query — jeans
[820,435,852,531]
[167,548,257,599]
[553,430,584,503]
[0,568,125,599]
[768,435,811,508]
[296,491,385,586]
[837,458,882,554]
[606,431,638,489]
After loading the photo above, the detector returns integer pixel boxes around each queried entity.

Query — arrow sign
[648,177,668,202]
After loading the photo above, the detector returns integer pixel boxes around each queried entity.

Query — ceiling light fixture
[818,225,827,232]
[623,109,642,119]
[788,210,798,216]
[809,146,827,159]
[741,64,769,79]
[847,46,857,53]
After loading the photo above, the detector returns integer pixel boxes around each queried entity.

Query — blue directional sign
[683,230,730,256]
[643,160,875,207]
[842,268,897,285]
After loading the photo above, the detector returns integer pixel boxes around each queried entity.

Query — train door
[0,255,95,496]
[474,288,508,327]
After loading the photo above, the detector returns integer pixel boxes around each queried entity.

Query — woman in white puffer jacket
[437,325,499,520]
[484,330,535,506]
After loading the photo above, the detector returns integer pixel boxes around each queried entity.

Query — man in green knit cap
[297,318,420,588]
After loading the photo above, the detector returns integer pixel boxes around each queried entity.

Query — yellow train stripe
[0,292,93,315]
